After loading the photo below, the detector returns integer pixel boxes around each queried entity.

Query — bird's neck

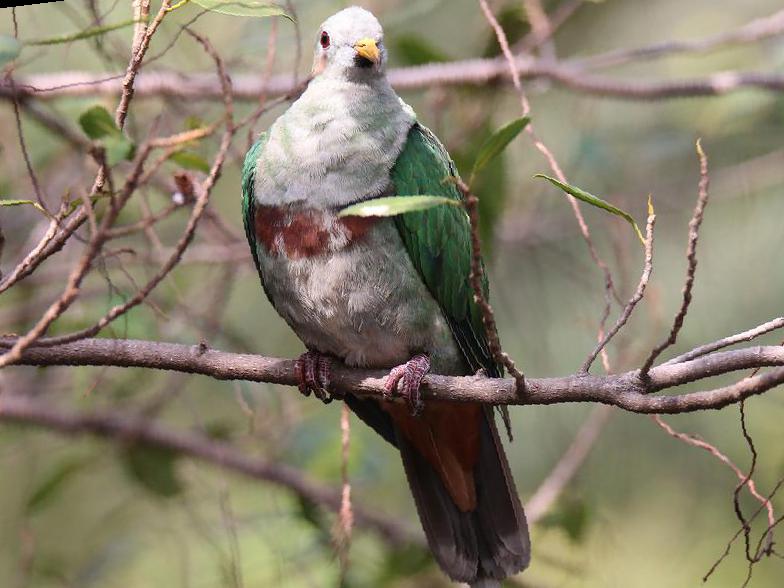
[254,74,416,209]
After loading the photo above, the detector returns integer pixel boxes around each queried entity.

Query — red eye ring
[320,31,330,48]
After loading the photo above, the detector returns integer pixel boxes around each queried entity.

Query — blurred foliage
[481,3,529,58]
[538,495,591,544]
[451,117,510,246]
[121,445,184,498]
[169,150,212,173]
[26,457,92,516]
[0,0,783,587]
[390,34,450,66]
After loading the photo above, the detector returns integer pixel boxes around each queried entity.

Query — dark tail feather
[395,407,530,584]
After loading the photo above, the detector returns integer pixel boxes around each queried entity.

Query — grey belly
[258,220,465,374]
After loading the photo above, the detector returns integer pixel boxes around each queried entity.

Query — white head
[312,7,387,79]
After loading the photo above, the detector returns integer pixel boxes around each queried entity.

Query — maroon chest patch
[254,205,379,259]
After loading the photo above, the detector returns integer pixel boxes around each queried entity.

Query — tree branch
[3,337,784,414]
[4,61,784,103]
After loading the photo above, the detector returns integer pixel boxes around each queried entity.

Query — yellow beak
[353,38,380,64]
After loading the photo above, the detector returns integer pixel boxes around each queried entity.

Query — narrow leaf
[25,19,141,46]
[169,150,210,173]
[191,0,293,19]
[0,35,21,68]
[63,193,108,218]
[536,174,645,245]
[78,105,120,139]
[470,116,530,183]
[0,198,49,217]
[338,195,460,218]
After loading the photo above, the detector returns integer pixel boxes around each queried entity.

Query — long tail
[393,406,530,584]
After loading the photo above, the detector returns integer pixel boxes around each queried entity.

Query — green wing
[391,123,501,378]
[242,133,270,289]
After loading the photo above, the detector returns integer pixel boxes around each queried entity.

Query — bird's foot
[295,351,339,404]
[383,354,431,416]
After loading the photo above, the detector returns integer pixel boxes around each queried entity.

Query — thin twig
[479,0,621,327]
[704,476,784,582]
[8,9,47,211]
[583,199,656,372]
[115,0,157,129]
[334,403,353,581]
[460,182,525,390]
[651,414,774,532]
[0,200,70,295]
[24,28,236,349]
[664,317,784,365]
[641,140,711,376]
[734,401,775,562]
[577,8,784,70]
[0,0,179,366]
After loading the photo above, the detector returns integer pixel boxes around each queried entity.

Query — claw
[295,351,337,404]
[383,354,431,416]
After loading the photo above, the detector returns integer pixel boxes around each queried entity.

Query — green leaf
[62,193,109,218]
[338,195,461,218]
[0,35,21,68]
[122,445,182,498]
[535,174,645,245]
[78,105,135,165]
[78,105,119,139]
[392,34,449,66]
[0,198,49,217]
[104,134,136,166]
[191,0,293,19]
[470,116,530,184]
[26,458,89,515]
[25,18,141,46]
[169,150,210,173]
[539,497,591,544]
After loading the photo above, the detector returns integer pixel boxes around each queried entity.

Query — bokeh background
[1,0,784,586]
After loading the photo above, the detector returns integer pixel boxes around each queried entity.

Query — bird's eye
[320,31,330,49]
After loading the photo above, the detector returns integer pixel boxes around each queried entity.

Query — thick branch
[3,338,784,414]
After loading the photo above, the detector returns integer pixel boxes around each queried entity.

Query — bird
[241,6,530,586]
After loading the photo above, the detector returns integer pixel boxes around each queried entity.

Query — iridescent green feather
[391,124,501,377]
[242,133,270,291]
